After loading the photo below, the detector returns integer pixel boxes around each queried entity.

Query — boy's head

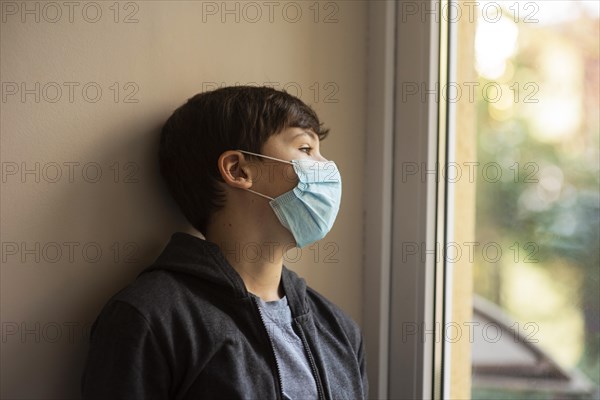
[159,86,329,236]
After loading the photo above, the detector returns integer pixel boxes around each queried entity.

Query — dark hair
[158,85,329,235]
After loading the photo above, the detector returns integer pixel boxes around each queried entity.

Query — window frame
[364,1,455,398]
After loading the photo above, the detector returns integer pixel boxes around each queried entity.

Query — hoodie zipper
[294,320,326,400]
[252,297,284,400]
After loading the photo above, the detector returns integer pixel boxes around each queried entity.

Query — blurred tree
[473,8,599,387]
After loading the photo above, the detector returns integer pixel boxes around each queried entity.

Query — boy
[81,86,368,399]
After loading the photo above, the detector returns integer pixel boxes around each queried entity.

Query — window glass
[470,1,600,398]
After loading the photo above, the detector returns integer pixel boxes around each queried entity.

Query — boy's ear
[217,151,256,189]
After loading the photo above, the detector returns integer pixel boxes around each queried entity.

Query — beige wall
[0,2,367,398]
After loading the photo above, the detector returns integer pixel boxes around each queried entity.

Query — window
[364,1,599,399]
[463,1,600,399]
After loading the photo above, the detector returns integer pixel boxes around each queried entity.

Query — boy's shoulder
[109,269,182,308]
[100,269,209,326]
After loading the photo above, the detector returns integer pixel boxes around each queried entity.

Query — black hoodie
[81,232,368,400]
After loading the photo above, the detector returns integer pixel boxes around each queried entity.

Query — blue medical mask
[237,149,342,248]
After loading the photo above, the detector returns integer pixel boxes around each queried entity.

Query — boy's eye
[299,147,312,154]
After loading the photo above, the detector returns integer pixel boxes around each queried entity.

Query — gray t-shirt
[253,294,319,400]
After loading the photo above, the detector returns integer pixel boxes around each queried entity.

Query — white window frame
[364,1,455,398]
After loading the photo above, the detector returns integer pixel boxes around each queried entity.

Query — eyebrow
[291,130,318,142]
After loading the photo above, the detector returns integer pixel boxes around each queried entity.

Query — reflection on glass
[470,1,599,399]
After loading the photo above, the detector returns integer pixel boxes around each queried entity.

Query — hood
[139,232,309,316]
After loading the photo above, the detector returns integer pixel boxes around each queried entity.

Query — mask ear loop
[236,149,293,165]
[244,188,274,201]
[235,149,292,200]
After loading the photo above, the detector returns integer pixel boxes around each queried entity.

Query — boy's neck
[204,220,287,302]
